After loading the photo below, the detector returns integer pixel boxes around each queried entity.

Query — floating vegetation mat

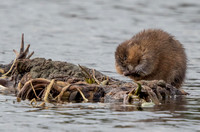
[0,34,188,108]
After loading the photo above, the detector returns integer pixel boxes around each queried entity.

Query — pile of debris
[0,34,187,107]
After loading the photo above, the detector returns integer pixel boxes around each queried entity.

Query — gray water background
[0,0,200,131]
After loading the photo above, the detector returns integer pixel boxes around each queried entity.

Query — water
[0,0,200,131]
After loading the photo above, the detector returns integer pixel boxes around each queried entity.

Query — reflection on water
[0,0,200,131]
[1,95,200,132]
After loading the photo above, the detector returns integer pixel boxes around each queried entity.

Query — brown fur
[115,29,187,88]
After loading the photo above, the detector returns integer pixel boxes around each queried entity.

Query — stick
[30,81,40,100]
[20,33,24,54]
[27,51,34,59]
[43,79,55,102]
[76,87,88,102]
[54,83,71,102]
[92,69,100,85]
[78,64,92,79]
[1,58,17,77]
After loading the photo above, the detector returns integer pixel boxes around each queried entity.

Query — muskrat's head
[115,40,147,80]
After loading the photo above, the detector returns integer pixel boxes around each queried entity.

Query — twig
[19,78,50,93]
[126,83,142,104]
[144,86,160,105]
[30,98,46,108]
[76,87,88,102]
[1,58,17,77]
[27,51,34,59]
[38,102,45,107]
[17,82,22,91]
[30,98,37,106]
[54,83,71,102]
[92,69,100,85]
[43,79,55,102]
[13,49,19,56]
[20,33,24,54]
[100,76,109,85]
[17,44,30,59]
[78,64,92,79]
[30,81,40,100]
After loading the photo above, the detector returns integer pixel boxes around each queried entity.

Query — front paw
[134,67,147,77]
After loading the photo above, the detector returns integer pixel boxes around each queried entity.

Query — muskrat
[115,29,187,88]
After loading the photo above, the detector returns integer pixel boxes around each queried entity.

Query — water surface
[0,0,200,131]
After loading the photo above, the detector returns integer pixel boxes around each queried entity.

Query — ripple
[178,3,200,8]
[1,0,200,131]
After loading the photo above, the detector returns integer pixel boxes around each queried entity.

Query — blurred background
[0,0,200,131]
